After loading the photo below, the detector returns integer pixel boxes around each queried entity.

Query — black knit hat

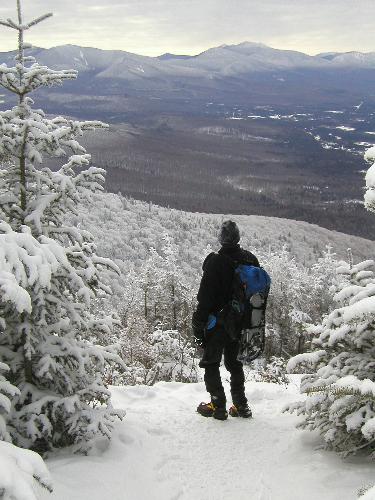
[218,220,240,246]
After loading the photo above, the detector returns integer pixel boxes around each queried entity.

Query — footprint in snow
[117,432,135,445]
[147,426,171,436]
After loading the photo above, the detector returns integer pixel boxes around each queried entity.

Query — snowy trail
[41,377,374,500]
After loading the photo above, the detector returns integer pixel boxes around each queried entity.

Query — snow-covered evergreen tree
[105,234,199,386]
[286,143,375,458]
[153,234,193,332]
[264,247,315,356]
[0,227,53,498]
[0,1,124,453]
[138,247,163,320]
[263,244,340,357]
[130,233,195,334]
[310,245,343,313]
[364,146,375,213]
[286,258,375,457]
[110,325,199,386]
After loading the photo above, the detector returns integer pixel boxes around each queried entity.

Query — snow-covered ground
[40,374,374,500]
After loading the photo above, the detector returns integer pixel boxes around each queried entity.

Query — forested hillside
[77,191,374,294]
[70,192,375,384]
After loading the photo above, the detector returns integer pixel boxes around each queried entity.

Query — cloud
[0,0,374,56]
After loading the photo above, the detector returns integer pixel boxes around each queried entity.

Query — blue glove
[206,314,217,330]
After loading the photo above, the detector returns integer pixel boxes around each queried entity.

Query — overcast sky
[0,0,374,56]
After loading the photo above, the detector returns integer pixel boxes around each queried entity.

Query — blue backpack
[211,260,271,361]
[235,265,271,299]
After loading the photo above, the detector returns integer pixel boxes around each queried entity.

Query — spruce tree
[286,258,375,457]
[0,226,54,496]
[0,1,124,453]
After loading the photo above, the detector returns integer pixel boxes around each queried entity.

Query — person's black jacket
[193,244,259,326]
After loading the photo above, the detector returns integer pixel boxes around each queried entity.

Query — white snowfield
[40,375,374,500]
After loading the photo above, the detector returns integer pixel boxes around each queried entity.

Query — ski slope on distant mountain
[40,375,374,500]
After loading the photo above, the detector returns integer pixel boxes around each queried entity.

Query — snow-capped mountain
[2,41,375,79]
[328,51,375,67]
[169,42,330,74]
[1,41,375,108]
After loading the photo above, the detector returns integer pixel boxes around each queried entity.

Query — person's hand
[193,330,205,347]
[192,315,206,347]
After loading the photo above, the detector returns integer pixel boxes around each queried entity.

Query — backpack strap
[215,252,238,271]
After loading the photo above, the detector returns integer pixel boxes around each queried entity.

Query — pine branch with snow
[0,361,19,443]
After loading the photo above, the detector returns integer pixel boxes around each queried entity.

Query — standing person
[192,220,259,420]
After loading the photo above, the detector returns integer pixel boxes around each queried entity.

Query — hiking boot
[229,404,252,418]
[197,402,228,420]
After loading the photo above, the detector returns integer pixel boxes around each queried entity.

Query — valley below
[74,102,375,239]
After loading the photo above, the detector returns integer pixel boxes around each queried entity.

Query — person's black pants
[199,324,247,408]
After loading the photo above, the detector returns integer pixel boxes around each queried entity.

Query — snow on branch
[0,63,78,95]
[286,350,326,373]
[4,19,19,30]
[0,363,20,442]
[0,105,107,164]
[286,254,375,458]
[304,376,375,399]
[26,13,53,30]
[0,20,16,29]
[0,222,61,309]
[0,271,31,314]
[342,296,375,322]
[0,441,53,499]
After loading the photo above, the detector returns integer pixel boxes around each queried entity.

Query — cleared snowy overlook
[38,376,375,500]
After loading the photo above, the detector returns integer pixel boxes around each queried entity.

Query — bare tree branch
[5,18,19,29]
[26,13,53,29]
[0,20,15,29]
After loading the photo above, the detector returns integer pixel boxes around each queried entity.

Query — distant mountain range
[2,41,375,112]
[2,41,375,75]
